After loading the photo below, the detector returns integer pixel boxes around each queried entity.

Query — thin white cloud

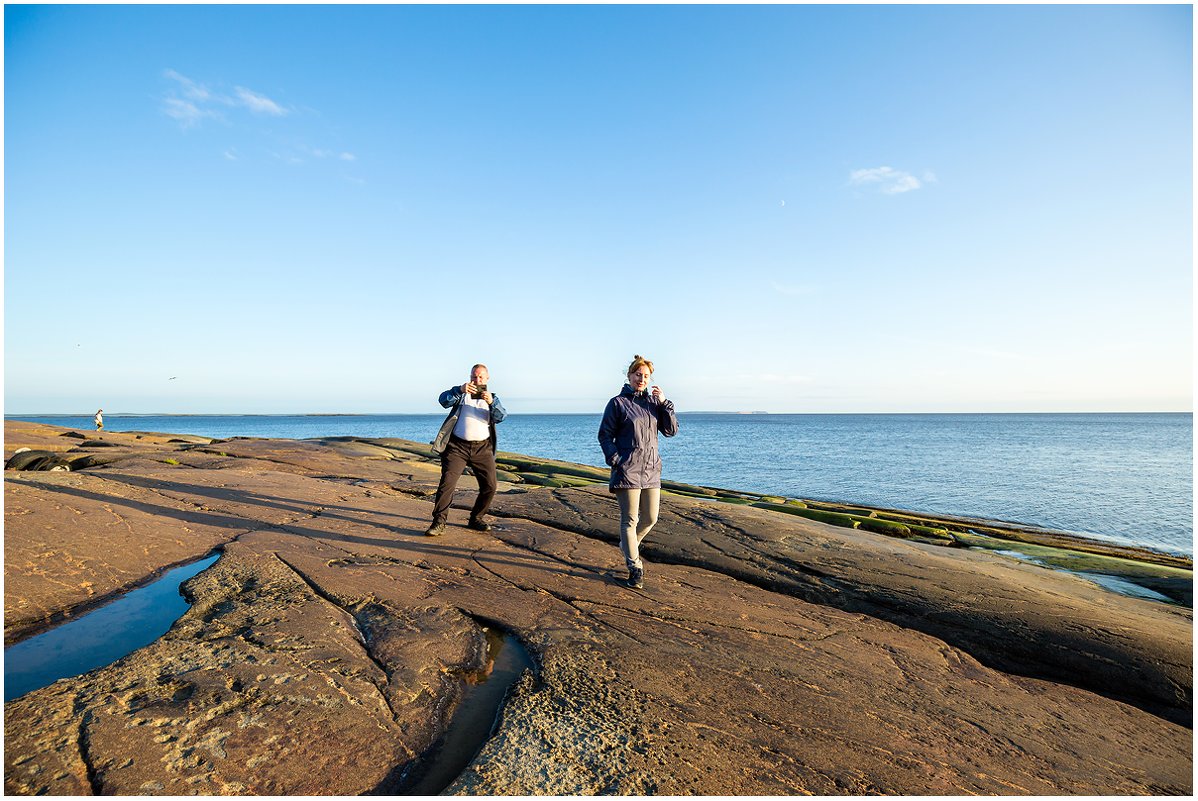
[162,96,217,128]
[292,145,359,163]
[234,87,287,116]
[161,69,289,127]
[849,166,932,195]
[164,69,211,102]
[270,151,305,165]
[162,70,355,171]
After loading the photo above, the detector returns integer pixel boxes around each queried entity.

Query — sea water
[9,412,1192,557]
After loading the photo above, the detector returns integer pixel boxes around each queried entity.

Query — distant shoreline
[6,411,1193,418]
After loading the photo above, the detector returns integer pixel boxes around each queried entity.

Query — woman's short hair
[627,354,654,376]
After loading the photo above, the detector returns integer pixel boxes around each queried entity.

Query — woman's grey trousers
[614,487,660,572]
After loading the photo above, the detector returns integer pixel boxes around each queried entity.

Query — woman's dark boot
[622,566,644,589]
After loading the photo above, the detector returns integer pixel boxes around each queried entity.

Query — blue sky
[3,4,1192,414]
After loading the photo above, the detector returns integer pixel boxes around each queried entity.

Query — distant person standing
[598,355,678,588]
[427,364,507,537]
[94,409,103,431]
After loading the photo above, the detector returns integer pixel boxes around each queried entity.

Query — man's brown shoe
[425,523,446,537]
[467,518,492,533]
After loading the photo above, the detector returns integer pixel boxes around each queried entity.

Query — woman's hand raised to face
[651,385,665,403]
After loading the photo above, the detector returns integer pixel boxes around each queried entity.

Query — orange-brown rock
[3,422,1191,795]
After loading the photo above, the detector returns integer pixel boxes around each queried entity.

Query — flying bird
[168,376,178,381]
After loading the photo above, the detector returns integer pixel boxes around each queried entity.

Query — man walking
[427,364,507,537]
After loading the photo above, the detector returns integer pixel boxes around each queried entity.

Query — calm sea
[8,413,1192,558]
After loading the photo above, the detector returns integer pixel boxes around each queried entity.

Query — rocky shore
[3,420,1192,795]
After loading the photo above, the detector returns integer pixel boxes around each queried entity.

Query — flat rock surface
[3,422,1192,795]
[489,486,1193,725]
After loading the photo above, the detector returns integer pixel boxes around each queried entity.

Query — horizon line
[5,410,1193,418]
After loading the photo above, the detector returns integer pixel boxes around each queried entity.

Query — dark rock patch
[5,450,72,471]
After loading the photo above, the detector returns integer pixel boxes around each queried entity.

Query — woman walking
[598,355,679,588]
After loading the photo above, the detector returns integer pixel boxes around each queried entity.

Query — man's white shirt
[453,395,491,441]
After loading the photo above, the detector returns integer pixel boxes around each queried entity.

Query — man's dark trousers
[431,435,497,525]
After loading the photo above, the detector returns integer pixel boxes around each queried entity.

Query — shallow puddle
[396,625,536,795]
[1074,572,1176,604]
[985,548,1180,605]
[4,552,220,701]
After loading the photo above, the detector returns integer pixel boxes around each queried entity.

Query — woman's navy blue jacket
[597,384,678,491]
